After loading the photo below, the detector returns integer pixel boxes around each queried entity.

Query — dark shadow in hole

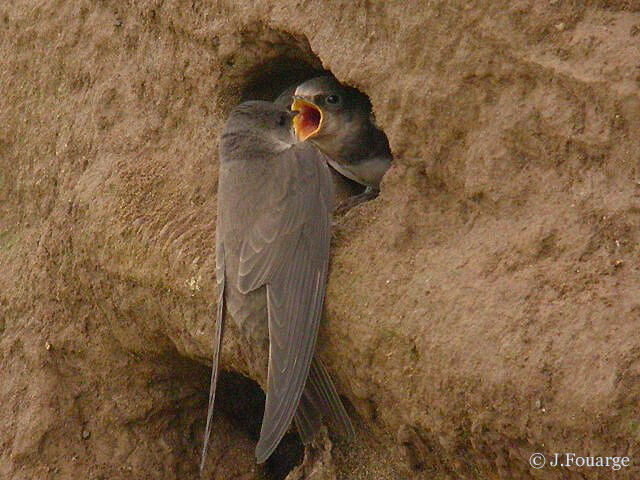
[240,56,326,103]
[217,370,303,480]
[144,349,301,479]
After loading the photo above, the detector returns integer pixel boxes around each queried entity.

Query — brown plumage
[201,101,353,470]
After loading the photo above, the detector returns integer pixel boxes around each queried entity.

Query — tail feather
[293,357,354,443]
[200,280,225,472]
[293,392,323,444]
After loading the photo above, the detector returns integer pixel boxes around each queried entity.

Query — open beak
[291,98,323,141]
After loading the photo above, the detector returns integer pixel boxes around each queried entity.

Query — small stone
[555,22,565,31]
[535,399,541,409]
[82,429,91,440]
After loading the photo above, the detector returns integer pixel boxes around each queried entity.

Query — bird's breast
[327,156,390,188]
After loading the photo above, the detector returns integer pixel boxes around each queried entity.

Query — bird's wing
[235,144,333,463]
[200,228,226,472]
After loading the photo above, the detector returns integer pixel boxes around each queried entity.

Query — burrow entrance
[215,28,391,205]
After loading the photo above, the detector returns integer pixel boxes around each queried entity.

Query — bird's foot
[285,427,336,480]
[334,186,379,215]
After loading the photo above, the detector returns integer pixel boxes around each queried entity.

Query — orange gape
[292,99,322,141]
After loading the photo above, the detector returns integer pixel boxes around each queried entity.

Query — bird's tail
[293,357,355,443]
[200,280,225,473]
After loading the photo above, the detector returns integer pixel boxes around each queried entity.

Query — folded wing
[234,144,333,463]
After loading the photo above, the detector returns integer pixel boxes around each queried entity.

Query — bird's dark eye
[277,113,286,126]
[325,94,340,104]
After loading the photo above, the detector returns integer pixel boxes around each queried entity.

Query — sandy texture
[1,1,639,479]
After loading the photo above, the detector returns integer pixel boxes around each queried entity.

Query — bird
[275,83,362,209]
[290,76,392,208]
[201,100,354,471]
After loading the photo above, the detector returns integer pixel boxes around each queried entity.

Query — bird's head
[221,101,297,157]
[291,77,372,157]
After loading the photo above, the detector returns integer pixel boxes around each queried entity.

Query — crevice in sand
[215,370,304,480]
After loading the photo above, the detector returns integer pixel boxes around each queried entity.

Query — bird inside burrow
[201,75,392,474]
[277,75,392,213]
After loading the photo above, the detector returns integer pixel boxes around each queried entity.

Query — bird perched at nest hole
[287,76,392,210]
[201,100,354,471]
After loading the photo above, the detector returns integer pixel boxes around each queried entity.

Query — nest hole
[216,370,304,480]
[149,348,302,479]
[240,55,326,103]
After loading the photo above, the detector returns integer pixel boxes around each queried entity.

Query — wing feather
[236,145,333,463]
[211,142,333,464]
